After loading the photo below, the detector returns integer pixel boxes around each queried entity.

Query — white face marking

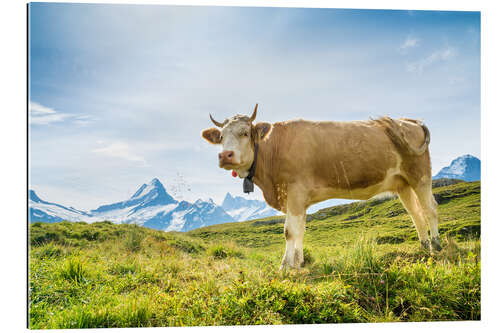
[219,117,254,174]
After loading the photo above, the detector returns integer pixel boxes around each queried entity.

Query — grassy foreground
[29,181,480,328]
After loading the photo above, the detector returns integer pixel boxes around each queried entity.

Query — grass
[208,243,244,259]
[60,257,87,283]
[124,224,145,252]
[29,181,481,328]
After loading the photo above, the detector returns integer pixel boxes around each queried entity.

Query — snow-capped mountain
[29,178,234,232]
[158,199,234,232]
[433,155,480,181]
[29,190,92,223]
[90,178,177,222]
[221,192,280,221]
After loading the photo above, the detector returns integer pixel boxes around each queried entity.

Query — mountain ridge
[221,192,280,221]
[29,179,269,231]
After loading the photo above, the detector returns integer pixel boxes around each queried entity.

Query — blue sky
[28,3,480,210]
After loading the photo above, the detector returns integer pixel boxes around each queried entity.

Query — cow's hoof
[280,259,292,271]
[294,251,304,269]
[420,239,430,251]
[280,261,301,271]
[431,237,442,252]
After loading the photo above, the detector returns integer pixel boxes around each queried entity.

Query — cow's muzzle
[219,150,235,168]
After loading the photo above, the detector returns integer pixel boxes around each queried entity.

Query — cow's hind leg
[413,182,442,252]
[280,211,306,270]
[397,185,431,251]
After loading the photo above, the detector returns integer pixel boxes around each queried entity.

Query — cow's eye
[241,132,248,137]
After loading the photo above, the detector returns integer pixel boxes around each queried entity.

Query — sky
[28,3,480,211]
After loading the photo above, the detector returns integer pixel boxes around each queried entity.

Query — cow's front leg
[294,214,306,267]
[280,211,306,270]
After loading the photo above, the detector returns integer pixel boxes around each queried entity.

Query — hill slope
[29,181,480,328]
[188,181,480,249]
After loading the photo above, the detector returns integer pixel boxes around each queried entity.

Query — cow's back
[255,119,427,209]
[278,119,396,184]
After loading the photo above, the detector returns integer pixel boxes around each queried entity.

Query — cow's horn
[250,103,258,122]
[209,114,224,128]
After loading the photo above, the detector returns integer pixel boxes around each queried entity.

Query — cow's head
[201,104,272,178]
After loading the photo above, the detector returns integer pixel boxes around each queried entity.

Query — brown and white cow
[202,104,441,269]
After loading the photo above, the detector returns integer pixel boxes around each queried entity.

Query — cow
[202,104,441,269]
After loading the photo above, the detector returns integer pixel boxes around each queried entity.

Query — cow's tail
[376,117,430,156]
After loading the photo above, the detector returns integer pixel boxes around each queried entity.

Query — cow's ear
[254,122,272,140]
[201,127,222,144]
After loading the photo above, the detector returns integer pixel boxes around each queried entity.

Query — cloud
[406,47,456,73]
[29,101,70,125]
[92,142,146,163]
[29,101,95,126]
[72,115,97,126]
[400,36,419,50]
[30,101,56,115]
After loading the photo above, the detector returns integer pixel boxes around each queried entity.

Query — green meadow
[29,181,480,328]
